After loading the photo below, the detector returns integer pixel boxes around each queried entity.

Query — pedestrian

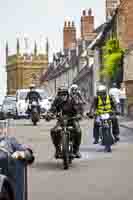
[120,83,127,116]
[109,83,121,112]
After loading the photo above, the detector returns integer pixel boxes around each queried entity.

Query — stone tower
[80,9,97,41]
[6,39,48,95]
[106,0,120,19]
[63,21,76,50]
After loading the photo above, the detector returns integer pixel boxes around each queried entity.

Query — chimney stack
[81,9,95,41]
[63,20,77,50]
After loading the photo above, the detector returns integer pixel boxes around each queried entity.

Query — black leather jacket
[49,96,82,117]
[25,91,42,103]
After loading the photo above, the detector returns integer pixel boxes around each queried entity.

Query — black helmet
[112,82,117,88]
[57,86,69,96]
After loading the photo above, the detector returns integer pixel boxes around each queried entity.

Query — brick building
[91,0,133,115]
[117,0,133,49]
[41,9,97,97]
[106,0,120,19]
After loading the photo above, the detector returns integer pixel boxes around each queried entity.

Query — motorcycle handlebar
[57,115,82,121]
[87,111,119,119]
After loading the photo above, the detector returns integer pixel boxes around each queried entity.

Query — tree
[101,38,124,84]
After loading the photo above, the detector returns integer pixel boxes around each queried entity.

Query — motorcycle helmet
[97,84,107,96]
[69,84,78,95]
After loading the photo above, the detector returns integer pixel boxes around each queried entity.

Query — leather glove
[86,112,93,119]
[12,151,25,159]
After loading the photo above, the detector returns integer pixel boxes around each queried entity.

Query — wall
[123,47,133,116]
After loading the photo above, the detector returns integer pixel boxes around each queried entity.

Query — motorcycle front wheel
[62,133,69,170]
[103,128,112,153]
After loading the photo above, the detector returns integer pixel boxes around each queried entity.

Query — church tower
[6,39,48,95]
[106,0,120,19]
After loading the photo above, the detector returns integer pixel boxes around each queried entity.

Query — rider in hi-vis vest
[89,84,120,144]
[96,95,112,115]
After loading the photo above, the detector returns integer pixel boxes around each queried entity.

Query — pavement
[119,116,133,130]
[10,118,133,200]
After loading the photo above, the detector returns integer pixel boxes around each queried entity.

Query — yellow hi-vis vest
[96,95,112,115]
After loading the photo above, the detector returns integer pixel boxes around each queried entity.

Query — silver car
[2,97,17,118]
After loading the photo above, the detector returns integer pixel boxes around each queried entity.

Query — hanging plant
[101,38,124,80]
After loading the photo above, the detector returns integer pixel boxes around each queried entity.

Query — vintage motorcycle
[47,112,81,170]
[56,113,81,170]
[28,101,40,126]
[87,112,114,152]
[96,113,114,152]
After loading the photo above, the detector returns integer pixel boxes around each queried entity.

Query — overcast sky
[0,0,105,102]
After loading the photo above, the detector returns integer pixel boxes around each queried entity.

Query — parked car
[1,97,17,118]
[0,104,2,112]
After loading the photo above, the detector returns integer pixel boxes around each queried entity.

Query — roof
[41,49,79,82]
[88,17,114,50]
[41,23,105,83]
[73,65,92,83]
[95,24,105,34]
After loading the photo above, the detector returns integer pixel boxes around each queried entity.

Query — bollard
[7,118,15,136]
[15,160,28,200]
[0,119,8,136]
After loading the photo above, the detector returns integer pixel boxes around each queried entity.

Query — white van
[16,89,29,118]
[16,89,52,118]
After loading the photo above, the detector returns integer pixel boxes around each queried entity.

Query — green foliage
[101,38,124,80]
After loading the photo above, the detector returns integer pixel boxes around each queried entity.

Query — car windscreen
[39,91,48,99]
[18,92,28,100]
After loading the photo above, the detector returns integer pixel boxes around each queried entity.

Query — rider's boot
[55,145,62,159]
[104,146,112,153]
[114,136,120,143]
[93,139,99,144]
[73,146,81,158]
[73,130,82,158]
[74,151,81,158]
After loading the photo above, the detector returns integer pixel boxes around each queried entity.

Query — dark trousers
[93,116,120,141]
[51,120,82,152]
[120,99,126,116]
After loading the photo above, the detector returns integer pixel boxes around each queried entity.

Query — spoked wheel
[69,143,73,164]
[62,133,69,170]
[31,111,39,126]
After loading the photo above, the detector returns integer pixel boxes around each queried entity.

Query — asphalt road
[11,118,133,200]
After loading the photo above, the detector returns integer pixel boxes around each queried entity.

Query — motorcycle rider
[48,86,82,159]
[109,82,121,112]
[25,84,42,114]
[89,84,120,144]
[69,84,85,115]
